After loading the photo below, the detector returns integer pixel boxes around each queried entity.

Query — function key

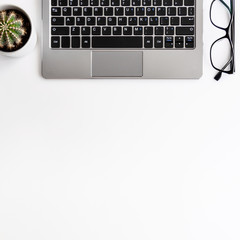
[163,0,172,6]
[185,36,194,48]
[174,0,182,5]
[61,36,70,48]
[73,7,82,15]
[144,37,153,48]
[52,0,58,6]
[165,36,173,48]
[62,7,72,15]
[72,37,80,48]
[59,0,68,6]
[184,0,194,6]
[111,0,120,5]
[51,7,61,16]
[80,0,88,6]
[51,36,60,48]
[69,0,78,5]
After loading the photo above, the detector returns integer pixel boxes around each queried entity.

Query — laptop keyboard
[51,0,195,49]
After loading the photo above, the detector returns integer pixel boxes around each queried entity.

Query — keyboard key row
[51,35,194,48]
[52,0,194,6]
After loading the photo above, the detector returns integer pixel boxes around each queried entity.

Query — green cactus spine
[0,11,26,49]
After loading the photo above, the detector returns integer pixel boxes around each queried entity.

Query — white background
[0,0,240,239]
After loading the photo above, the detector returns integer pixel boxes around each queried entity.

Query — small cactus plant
[0,10,26,49]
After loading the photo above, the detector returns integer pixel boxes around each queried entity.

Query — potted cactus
[0,5,37,57]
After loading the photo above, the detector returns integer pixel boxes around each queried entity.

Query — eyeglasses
[209,0,235,81]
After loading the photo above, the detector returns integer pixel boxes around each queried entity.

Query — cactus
[0,10,26,49]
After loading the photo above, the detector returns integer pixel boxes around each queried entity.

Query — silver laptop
[42,0,203,79]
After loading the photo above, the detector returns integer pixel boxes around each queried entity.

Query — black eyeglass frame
[209,0,235,76]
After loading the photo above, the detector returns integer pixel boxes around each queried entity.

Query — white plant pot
[0,5,37,57]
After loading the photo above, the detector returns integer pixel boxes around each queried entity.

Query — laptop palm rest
[92,51,143,77]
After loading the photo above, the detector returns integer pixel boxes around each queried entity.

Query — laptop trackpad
[92,51,143,77]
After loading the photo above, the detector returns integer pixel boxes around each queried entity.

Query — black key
[51,17,64,25]
[105,7,114,15]
[82,37,90,48]
[59,0,68,6]
[129,17,137,25]
[185,36,194,48]
[61,36,70,48]
[153,0,162,5]
[123,27,132,35]
[111,0,120,5]
[150,17,158,25]
[102,27,111,35]
[175,36,183,48]
[51,36,60,48]
[69,0,78,5]
[71,26,80,35]
[165,36,173,48]
[176,26,194,35]
[81,26,90,34]
[94,7,103,15]
[73,7,82,16]
[92,37,143,48]
[171,17,179,25]
[52,0,58,6]
[90,0,99,5]
[174,0,182,5]
[184,0,194,6]
[160,17,169,25]
[136,7,145,16]
[181,17,194,25]
[108,17,116,25]
[113,27,122,35]
[155,26,164,35]
[142,0,151,6]
[144,27,153,35]
[157,7,166,16]
[165,26,174,35]
[52,7,61,16]
[92,26,101,35]
[97,17,106,25]
[132,0,141,6]
[163,0,172,6]
[178,7,187,15]
[72,36,80,47]
[122,0,130,5]
[66,17,75,25]
[134,26,143,35]
[139,17,148,25]
[154,36,163,48]
[188,7,194,16]
[76,17,85,25]
[118,17,127,25]
[146,7,155,16]
[62,7,72,16]
[115,7,124,15]
[80,0,88,5]
[144,37,153,48]
[125,7,134,16]
[87,17,96,25]
[167,7,176,15]
[52,27,69,35]
[101,0,109,5]
[84,7,93,16]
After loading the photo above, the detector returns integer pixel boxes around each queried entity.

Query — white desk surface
[0,0,240,239]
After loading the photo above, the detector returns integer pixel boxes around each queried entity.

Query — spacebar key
[92,37,143,48]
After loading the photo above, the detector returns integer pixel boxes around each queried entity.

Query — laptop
[42,0,203,79]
